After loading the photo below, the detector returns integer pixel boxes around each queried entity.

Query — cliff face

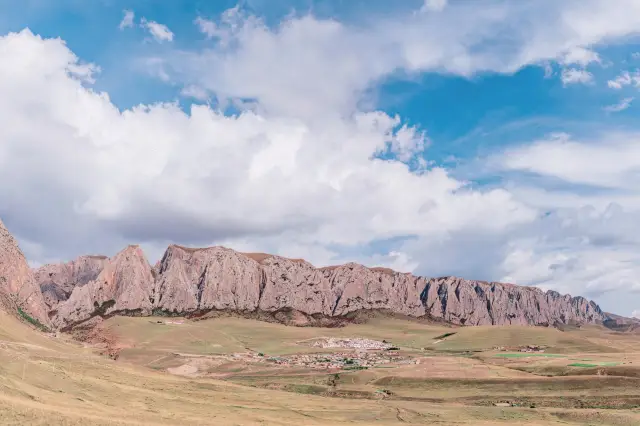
[421,277,603,326]
[24,241,605,329]
[34,255,107,309]
[51,246,155,329]
[0,220,51,327]
[153,245,262,313]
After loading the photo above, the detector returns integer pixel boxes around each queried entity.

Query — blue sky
[6,0,639,162]
[1,0,640,316]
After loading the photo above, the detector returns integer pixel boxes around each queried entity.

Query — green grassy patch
[494,353,566,358]
[17,307,50,332]
[568,362,620,368]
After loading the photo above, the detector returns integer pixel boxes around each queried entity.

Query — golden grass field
[2,310,640,425]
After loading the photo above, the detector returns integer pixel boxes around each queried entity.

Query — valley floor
[2,310,640,425]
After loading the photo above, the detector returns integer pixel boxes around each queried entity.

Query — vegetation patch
[17,307,50,332]
[494,353,566,358]
[282,384,327,395]
[433,332,457,340]
[568,362,620,368]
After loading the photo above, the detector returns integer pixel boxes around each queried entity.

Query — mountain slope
[0,219,51,327]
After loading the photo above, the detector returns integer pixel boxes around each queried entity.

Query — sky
[0,0,639,316]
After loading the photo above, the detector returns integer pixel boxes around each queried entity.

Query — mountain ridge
[27,242,606,330]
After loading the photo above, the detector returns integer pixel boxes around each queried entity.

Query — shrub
[17,307,49,332]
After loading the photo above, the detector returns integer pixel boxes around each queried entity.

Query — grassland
[2,311,640,425]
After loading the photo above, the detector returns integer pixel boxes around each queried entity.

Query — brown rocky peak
[34,255,108,309]
[18,236,608,330]
[154,244,262,313]
[51,244,154,329]
[0,219,51,327]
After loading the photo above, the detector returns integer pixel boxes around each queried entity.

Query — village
[169,337,413,371]
[265,349,409,370]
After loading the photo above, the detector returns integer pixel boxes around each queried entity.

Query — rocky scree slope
[29,243,606,330]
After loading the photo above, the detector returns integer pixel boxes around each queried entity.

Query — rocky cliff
[50,245,155,329]
[0,219,51,327]
[29,243,606,329]
[35,255,107,309]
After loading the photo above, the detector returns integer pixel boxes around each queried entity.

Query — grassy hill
[2,311,640,425]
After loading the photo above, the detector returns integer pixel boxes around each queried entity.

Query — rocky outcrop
[34,255,107,309]
[153,245,261,313]
[324,263,427,317]
[22,239,606,329]
[0,219,51,327]
[51,246,154,329]
[421,277,603,326]
[258,255,334,315]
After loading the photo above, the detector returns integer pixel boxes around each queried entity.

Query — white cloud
[194,6,243,47]
[604,97,633,112]
[560,68,593,85]
[500,132,640,189]
[154,2,640,120]
[559,46,600,67]
[194,16,217,38]
[8,1,640,315]
[0,29,534,272]
[470,129,640,312]
[632,310,640,319]
[140,18,174,42]
[607,70,640,89]
[421,0,448,12]
[119,10,135,30]
[180,85,210,101]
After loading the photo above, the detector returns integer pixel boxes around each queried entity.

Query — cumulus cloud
[6,1,640,315]
[119,10,135,30]
[489,131,640,300]
[159,1,640,118]
[604,97,633,112]
[560,68,593,86]
[0,29,533,271]
[140,18,174,42]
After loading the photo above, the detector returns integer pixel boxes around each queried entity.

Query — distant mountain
[24,240,605,330]
[602,312,640,333]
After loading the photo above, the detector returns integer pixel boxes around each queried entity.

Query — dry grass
[3,311,640,425]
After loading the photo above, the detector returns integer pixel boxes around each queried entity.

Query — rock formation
[27,241,606,329]
[50,245,155,329]
[153,245,262,313]
[421,277,603,326]
[0,219,51,327]
[35,255,107,309]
